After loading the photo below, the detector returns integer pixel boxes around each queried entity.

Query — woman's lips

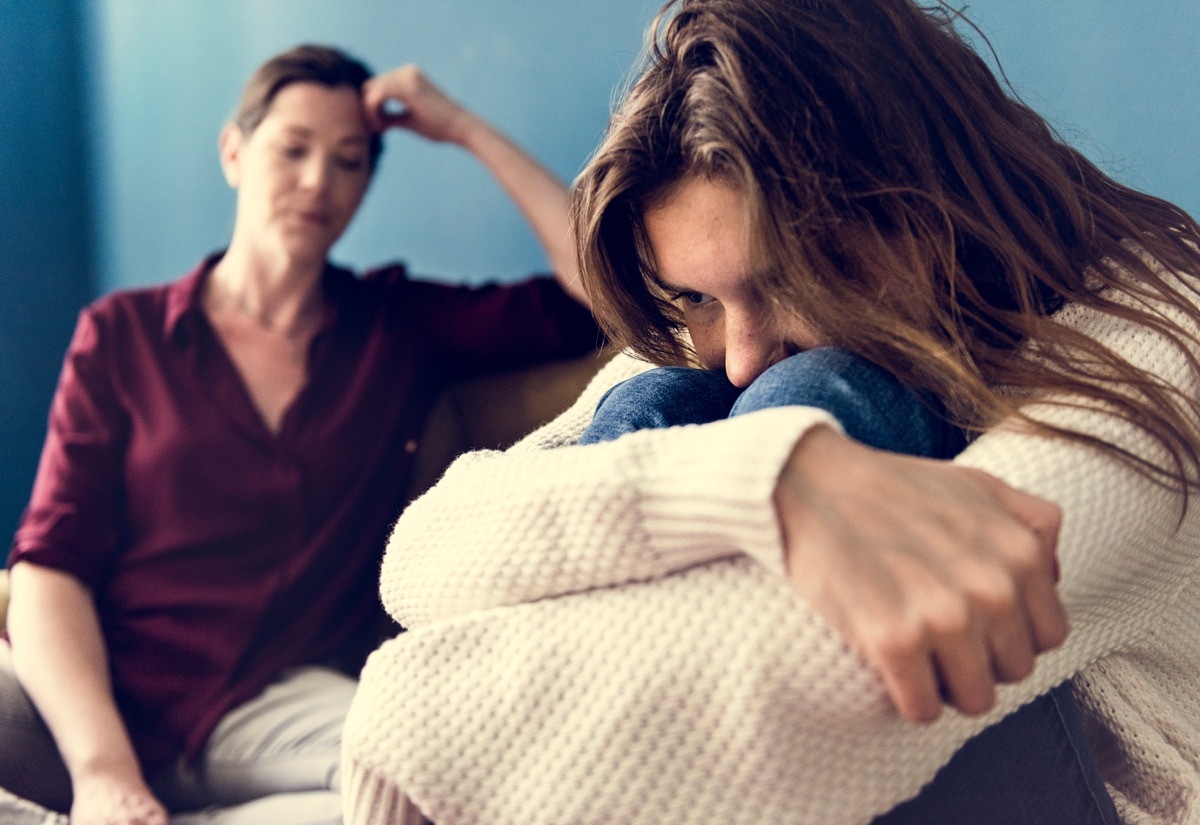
[298,210,331,226]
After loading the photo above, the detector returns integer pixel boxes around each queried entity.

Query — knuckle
[863,619,927,665]
[922,593,972,641]
[1004,533,1046,572]
[955,682,997,716]
[992,522,1043,564]
[1036,499,1065,532]
[964,567,1020,616]
[995,651,1035,683]
[1034,610,1070,651]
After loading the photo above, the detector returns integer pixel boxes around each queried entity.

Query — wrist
[779,424,854,491]
[68,745,144,788]
[451,110,498,153]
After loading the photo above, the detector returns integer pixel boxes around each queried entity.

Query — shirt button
[405,439,419,454]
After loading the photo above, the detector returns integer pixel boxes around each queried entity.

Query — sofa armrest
[405,347,614,501]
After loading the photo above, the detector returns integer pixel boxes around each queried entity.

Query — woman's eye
[678,291,714,307]
[280,145,306,159]
[335,156,366,172]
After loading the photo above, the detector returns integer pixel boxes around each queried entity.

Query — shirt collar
[163,252,357,344]
[164,251,223,343]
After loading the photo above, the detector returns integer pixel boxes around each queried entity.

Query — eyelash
[668,289,715,307]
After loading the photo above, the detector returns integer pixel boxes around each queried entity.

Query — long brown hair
[573,0,1200,492]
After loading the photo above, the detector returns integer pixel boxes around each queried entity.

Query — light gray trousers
[0,644,351,825]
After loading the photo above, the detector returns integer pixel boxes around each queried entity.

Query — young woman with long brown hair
[343,1,1200,822]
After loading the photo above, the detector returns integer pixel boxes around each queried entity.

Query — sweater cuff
[636,406,842,576]
[343,758,427,825]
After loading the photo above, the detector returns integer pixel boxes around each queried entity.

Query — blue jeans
[580,349,1120,823]
[580,348,965,457]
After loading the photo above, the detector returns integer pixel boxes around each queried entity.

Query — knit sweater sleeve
[382,351,841,628]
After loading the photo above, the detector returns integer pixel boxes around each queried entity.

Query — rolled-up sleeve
[9,307,129,589]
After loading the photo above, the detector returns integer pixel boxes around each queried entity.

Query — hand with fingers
[774,425,1069,722]
[361,64,474,146]
[69,771,168,825]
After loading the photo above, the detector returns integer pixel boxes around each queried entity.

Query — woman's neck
[205,243,326,339]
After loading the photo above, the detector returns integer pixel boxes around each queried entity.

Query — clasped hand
[774,425,1068,723]
[361,64,473,145]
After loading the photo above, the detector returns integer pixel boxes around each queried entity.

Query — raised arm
[362,65,588,306]
[8,563,167,825]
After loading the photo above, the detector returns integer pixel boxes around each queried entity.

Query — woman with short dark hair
[2,44,595,825]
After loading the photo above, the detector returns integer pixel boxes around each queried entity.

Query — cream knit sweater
[343,290,1200,824]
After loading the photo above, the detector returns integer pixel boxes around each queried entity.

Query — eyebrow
[651,266,766,296]
[280,125,369,148]
[648,272,692,298]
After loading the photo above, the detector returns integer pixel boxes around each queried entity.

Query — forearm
[384,400,834,628]
[351,559,1045,825]
[364,64,588,305]
[7,562,145,787]
[452,112,587,306]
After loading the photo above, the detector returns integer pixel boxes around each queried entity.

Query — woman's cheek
[687,322,726,372]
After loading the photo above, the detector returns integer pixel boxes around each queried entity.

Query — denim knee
[579,366,741,445]
[731,349,960,458]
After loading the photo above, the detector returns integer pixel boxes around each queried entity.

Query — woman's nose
[722,311,784,389]
[299,156,330,191]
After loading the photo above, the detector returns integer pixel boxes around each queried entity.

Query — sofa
[0,346,614,636]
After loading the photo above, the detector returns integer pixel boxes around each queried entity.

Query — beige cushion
[406,348,614,501]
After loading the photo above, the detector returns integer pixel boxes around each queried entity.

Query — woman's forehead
[260,82,369,140]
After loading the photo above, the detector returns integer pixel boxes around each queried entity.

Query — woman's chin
[277,234,336,269]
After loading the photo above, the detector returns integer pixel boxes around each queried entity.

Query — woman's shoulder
[87,282,172,313]
[1053,246,1200,328]
[75,265,207,352]
[325,261,423,315]
[336,261,412,294]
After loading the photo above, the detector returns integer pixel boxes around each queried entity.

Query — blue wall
[83,0,660,291]
[3,1,1198,540]
[82,0,1199,296]
[0,0,96,541]
[965,3,1199,221]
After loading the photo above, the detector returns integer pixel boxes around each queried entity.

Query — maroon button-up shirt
[9,254,598,773]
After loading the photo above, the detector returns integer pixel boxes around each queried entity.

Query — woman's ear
[218,123,243,188]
